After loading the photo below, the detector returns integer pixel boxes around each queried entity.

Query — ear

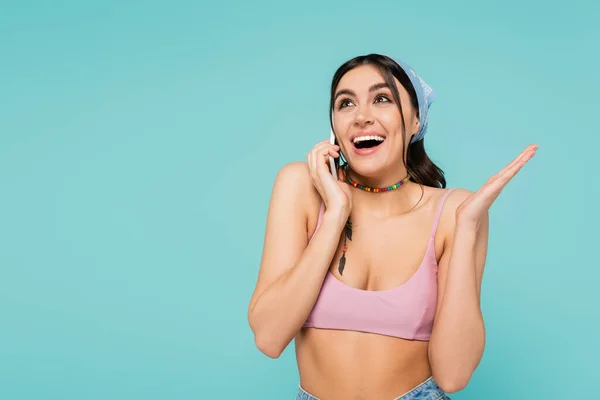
[406,117,420,142]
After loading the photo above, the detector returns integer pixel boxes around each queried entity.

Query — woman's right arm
[248,144,350,358]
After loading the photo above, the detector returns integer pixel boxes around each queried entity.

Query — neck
[345,166,422,218]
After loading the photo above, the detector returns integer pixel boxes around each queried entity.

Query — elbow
[248,309,284,358]
[434,372,471,394]
[254,333,284,359]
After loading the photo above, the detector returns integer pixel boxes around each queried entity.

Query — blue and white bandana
[391,57,437,143]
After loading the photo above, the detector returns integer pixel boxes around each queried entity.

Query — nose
[354,105,374,127]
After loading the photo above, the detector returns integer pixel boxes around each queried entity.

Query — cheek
[333,114,353,132]
[380,107,416,133]
[376,110,404,133]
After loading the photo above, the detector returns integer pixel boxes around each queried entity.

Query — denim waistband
[296,376,450,399]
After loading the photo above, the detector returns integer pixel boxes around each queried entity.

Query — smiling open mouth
[353,136,385,149]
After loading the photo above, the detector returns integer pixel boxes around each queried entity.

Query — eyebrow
[334,82,390,101]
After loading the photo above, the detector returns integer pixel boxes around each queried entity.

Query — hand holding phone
[306,135,352,217]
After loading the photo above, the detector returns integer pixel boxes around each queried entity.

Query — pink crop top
[302,188,455,341]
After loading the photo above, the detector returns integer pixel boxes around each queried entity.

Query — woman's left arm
[428,144,538,393]
[428,192,489,394]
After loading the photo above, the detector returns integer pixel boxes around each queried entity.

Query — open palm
[457,144,539,223]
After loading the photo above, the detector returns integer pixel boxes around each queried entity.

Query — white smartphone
[329,128,338,180]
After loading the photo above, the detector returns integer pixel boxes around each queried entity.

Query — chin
[346,159,387,177]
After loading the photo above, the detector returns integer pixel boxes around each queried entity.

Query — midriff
[295,327,432,399]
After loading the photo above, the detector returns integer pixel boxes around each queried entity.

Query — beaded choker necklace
[338,172,411,275]
[345,174,411,192]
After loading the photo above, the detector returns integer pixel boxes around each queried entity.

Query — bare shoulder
[444,187,474,210]
[436,187,474,239]
[422,186,473,210]
[272,161,320,205]
[273,161,311,186]
[270,161,322,229]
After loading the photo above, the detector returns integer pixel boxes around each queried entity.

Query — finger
[311,143,339,164]
[498,148,536,183]
[320,147,340,159]
[497,144,538,178]
[485,148,536,195]
[309,142,340,162]
[314,139,337,148]
[318,149,340,180]
[308,144,339,193]
[315,144,339,163]
[317,152,339,188]
[309,151,327,197]
[485,146,536,189]
[314,142,339,153]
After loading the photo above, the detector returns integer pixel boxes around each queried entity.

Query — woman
[248,54,537,399]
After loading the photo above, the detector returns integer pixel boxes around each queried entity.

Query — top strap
[430,188,455,238]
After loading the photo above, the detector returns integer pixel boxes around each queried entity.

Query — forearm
[249,211,347,358]
[429,220,486,391]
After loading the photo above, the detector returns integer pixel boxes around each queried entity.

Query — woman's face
[332,64,419,178]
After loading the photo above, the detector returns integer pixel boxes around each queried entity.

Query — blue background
[1,1,598,398]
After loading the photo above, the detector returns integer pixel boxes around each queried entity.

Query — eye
[337,98,354,110]
[374,94,391,104]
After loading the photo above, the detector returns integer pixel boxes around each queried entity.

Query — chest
[327,211,444,291]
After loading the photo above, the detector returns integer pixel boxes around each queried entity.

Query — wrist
[323,208,350,227]
[455,212,486,234]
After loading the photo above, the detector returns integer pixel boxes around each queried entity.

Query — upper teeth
[353,135,385,143]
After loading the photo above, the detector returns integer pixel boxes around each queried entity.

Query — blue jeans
[296,376,450,399]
